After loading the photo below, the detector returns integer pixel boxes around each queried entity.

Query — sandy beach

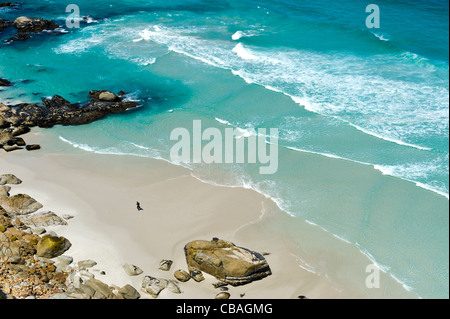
[0,129,345,299]
[1,128,420,299]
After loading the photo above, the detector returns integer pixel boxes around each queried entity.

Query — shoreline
[0,130,334,299]
[1,1,447,299]
[0,129,419,299]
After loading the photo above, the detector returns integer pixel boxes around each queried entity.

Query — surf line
[170,120,279,175]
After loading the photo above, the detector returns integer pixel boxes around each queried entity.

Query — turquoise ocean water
[1,0,448,298]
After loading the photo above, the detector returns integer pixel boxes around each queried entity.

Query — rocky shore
[0,174,273,299]
[0,90,139,152]
[0,5,62,43]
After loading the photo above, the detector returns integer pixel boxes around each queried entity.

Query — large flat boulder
[184,238,272,286]
[0,174,22,185]
[18,211,67,228]
[0,193,43,215]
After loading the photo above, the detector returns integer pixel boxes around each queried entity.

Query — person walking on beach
[136,201,143,212]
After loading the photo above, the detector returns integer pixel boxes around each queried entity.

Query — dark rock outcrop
[184,238,272,286]
[13,16,58,33]
[25,144,40,151]
[3,16,60,43]
[0,2,16,8]
[0,19,12,33]
[6,32,29,42]
[1,91,138,129]
[0,78,11,87]
[0,91,139,152]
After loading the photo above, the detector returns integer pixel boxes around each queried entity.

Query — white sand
[0,130,415,299]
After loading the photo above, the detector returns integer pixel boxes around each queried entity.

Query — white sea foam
[311,221,419,296]
[189,170,289,218]
[305,218,418,295]
[232,31,245,41]
[231,30,257,41]
[231,70,253,84]
[55,15,99,24]
[121,90,142,102]
[84,16,98,24]
[214,117,265,138]
[58,136,159,158]
[59,136,101,153]
[304,219,353,245]
[400,51,429,63]
[348,123,432,151]
[415,182,449,200]
[179,35,446,155]
[374,163,449,199]
[356,244,417,294]
[286,146,364,162]
[136,27,224,68]
[55,22,160,69]
[232,43,259,60]
[287,146,449,199]
[374,162,439,180]
[54,24,106,54]
[43,27,69,34]
[131,57,157,66]
[212,119,448,202]
[129,142,151,150]
[214,115,448,200]
[34,18,450,167]
[54,22,450,201]
[372,32,390,41]
[214,117,231,125]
